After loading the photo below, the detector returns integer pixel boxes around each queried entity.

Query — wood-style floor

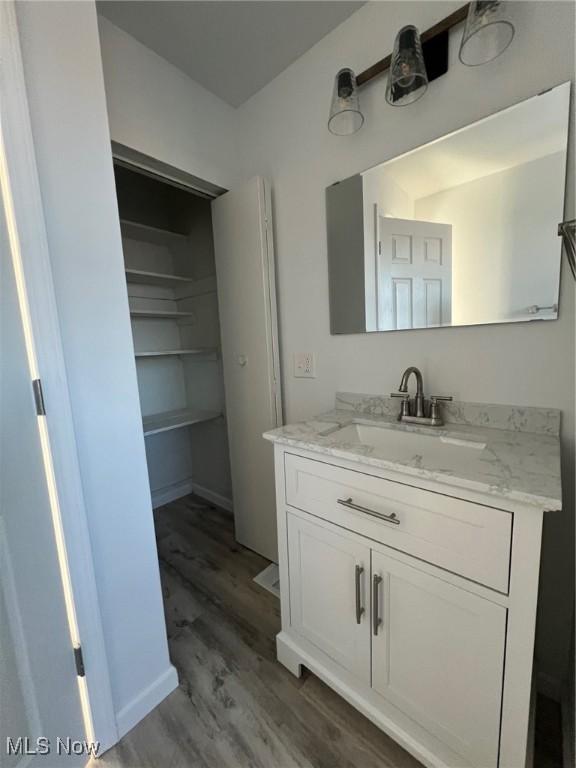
[96,494,421,768]
[95,494,562,768]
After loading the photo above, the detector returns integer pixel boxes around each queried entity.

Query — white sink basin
[328,422,486,458]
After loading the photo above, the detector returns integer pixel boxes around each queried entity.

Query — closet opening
[113,160,233,512]
[106,159,300,768]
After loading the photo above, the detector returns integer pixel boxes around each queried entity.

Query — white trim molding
[152,478,233,512]
[0,1,117,750]
[115,666,179,739]
[189,483,233,512]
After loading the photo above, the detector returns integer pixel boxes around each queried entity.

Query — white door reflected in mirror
[327,82,570,334]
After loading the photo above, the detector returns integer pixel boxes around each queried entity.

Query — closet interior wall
[113,164,232,508]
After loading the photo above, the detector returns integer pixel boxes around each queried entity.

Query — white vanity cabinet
[287,510,505,767]
[370,549,505,768]
[287,513,371,683]
[271,444,549,768]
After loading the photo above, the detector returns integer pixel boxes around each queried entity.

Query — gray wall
[23,0,574,720]
[326,174,366,334]
[97,14,241,191]
[235,1,575,694]
[16,1,175,735]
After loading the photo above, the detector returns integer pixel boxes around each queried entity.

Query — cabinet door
[287,513,370,683]
[371,550,505,768]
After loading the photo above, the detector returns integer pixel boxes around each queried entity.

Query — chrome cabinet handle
[373,574,383,636]
[355,564,364,624]
[338,497,400,526]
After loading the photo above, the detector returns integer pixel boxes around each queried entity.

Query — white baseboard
[151,479,233,512]
[151,479,196,508]
[189,482,233,512]
[116,665,178,739]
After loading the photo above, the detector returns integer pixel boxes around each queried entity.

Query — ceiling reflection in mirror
[327,82,570,334]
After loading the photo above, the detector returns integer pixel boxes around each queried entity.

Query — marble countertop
[263,402,562,511]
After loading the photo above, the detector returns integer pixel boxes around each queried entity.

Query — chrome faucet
[391,367,452,427]
[399,366,425,417]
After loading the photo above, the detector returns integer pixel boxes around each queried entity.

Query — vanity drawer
[284,453,512,593]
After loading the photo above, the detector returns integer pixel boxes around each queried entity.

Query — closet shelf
[120,219,188,247]
[143,408,221,437]
[130,309,195,320]
[125,268,194,288]
[135,348,219,359]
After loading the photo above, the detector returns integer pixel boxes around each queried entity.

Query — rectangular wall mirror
[327,82,570,334]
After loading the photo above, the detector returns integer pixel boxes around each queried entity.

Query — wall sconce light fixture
[386,25,428,106]
[328,68,364,135]
[459,1,515,66]
[328,1,516,134]
[558,219,576,279]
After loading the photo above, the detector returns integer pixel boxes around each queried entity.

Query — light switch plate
[294,352,316,378]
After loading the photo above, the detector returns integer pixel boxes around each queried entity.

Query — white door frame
[111,140,227,199]
[0,1,117,750]
[112,152,284,548]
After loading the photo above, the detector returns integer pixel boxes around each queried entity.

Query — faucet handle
[391,392,411,419]
[429,395,452,426]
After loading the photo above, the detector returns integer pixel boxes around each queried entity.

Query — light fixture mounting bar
[356,3,470,88]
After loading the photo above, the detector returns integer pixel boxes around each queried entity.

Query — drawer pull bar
[373,574,383,636]
[355,564,365,624]
[338,497,400,526]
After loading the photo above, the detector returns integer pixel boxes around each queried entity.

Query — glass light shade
[459,1,515,66]
[386,25,428,107]
[328,68,364,136]
[558,220,576,280]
